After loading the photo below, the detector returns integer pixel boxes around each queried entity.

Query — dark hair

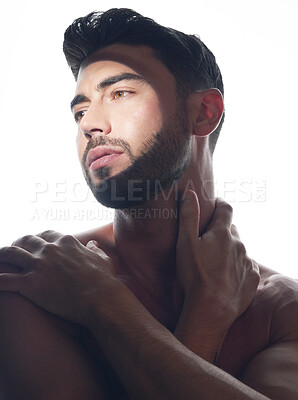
[63,8,224,154]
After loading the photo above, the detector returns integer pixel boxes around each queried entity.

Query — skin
[0,44,297,399]
[72,44,221,330]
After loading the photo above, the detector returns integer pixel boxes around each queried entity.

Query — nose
[79,106,111,140]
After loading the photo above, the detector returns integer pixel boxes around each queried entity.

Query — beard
[81,103,191,209]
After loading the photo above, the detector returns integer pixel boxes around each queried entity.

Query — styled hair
[63,8,224,154]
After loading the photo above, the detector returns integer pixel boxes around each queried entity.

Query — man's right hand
[175,190,260,363]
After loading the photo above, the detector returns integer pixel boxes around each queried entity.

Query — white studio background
[0,0,297,278]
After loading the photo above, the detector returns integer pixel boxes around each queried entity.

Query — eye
[74,110,86,123]
[113,90,130,100]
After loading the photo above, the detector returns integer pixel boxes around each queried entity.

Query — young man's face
[72,44,191,208]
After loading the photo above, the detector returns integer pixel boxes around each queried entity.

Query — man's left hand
[175,190,260,362]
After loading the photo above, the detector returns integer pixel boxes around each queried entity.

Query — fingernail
[182,190,194,203]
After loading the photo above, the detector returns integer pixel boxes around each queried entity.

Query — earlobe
[191,89,224,137]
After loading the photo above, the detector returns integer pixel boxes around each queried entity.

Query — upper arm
[240,341,298,400]
[0,292,109,399]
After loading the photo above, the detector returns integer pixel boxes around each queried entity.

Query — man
[0,8,297,399]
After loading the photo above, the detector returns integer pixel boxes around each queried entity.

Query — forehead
[76,44,176,96]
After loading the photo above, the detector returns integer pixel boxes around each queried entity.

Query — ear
[188,89,224,137]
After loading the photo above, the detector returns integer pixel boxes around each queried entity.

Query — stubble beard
[81,104,191,209]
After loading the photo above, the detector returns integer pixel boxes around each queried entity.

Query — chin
[91,171,184,210]
[91,176,154,209]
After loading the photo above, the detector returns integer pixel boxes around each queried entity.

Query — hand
[0,231,119,325]
[175,190,260,361]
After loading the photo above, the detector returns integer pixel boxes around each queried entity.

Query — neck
[113,139,215,266]
[111,141,215,327]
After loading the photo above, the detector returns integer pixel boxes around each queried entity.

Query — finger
[36,230,65,243]
[0,246,35,270]
[0,272,26,293]
[0,261,22,273]
[177,190,200,246]
[231,224,240,240]
[86,241,108,258]
[207,198,233,232]
[12,234,46,253]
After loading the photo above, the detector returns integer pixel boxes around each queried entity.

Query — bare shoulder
[218,265,298,376]
[239,267,298,399]
[258,265,298,342]
[73,223,114,250]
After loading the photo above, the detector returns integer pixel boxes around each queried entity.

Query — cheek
[123,97,163,147]
[76,131,87,161]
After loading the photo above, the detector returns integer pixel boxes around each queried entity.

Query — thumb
[178,190,200,244]
[86,240,100,249]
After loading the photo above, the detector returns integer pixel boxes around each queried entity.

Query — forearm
[85,284,269,400]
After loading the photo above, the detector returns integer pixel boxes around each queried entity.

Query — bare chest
[76,228,275,378]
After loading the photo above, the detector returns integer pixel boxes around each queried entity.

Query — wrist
[174,294,231,363]
[80,277,128,329]
[181,290,237,330]
[175,322,227,364]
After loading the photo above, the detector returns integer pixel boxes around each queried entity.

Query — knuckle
[58,234,77,246]
[231,224,240,237]
[236,240,247,256]
[246,259,260,283]
[217,199,233,215]
[223,202,233,215]
[12,234,35,247]
[40,242,59,257]
[218,227,232,244]
[37,230,56,239]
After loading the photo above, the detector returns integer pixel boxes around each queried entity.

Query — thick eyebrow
[70,94,89,111]
[97,72,146,89]
[70,73,146,111]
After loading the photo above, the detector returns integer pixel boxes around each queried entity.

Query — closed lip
[86,146,124,167]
